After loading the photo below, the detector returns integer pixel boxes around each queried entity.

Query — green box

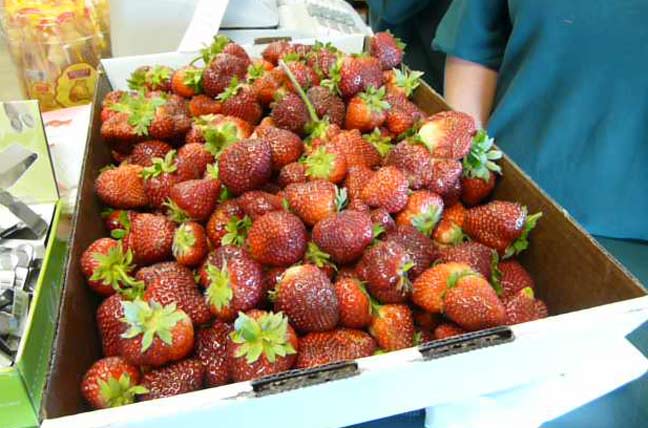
[0,101,67,428]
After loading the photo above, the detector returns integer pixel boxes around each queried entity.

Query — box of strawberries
[39,34,646,428]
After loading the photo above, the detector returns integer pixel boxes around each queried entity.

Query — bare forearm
[443,56,498,128]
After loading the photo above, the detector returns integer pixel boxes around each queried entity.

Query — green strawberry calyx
[363,128,393,157]
[98,373,149,408]
[320,57,342,95]
[120,300,188,352]
[205,163,219,180]
[504,211,542,259]
[397,259,415,294]
[219,186,234,203]
[392,66,424,98]
[109,92,167,136]
[231,311,296,364]
[303,146,336,180]
[127,67,148,91]
[410,205,442,237]
[203,123,240,157]
[305,242,336,271]
[90,244,144,295]
[221,215,252,247]
[164,198,192,224]
[217,77,243,102]
[147,65,172,89]
[181,67,203,92]
[172,223,197,257]
[246,63,265,83]
[109,210,132,240]
[141,150,177,180]
[358,86,390,114]
[195,34,231,65]
[445,268,479,290]
[335,186,348,212]
[205,262,234,312]
[372,223,386,240]
[463,129,502,180]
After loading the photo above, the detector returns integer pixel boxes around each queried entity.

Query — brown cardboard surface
[42,72,646,420]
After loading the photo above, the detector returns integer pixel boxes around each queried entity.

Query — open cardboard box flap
[41,50,647,428]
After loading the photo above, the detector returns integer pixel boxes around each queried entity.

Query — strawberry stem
[278,60,320,124]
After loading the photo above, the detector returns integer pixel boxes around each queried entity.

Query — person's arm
[444,56,498,128]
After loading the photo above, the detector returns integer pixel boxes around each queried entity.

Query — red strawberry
[246,211,307,266]
[463,201,541,256]
[384,224,438,278]
[413,309,441,331]
[278,162,307,187]
[127,65,173,92]
[439,242,498,282]
[504,287,538,325]
[384,141,432,190]
[369,31,405,70]
[97,294,128,357]
[129,140,172,167]
[395,190,444,236]
[335,278,372,329]
[329,129,381,168]
[237,191,283,220]
[285,180,346,226]
[100,111,141,146]
[188,95,222,117]
[428,159,463,197]
[81,238,142,296]
[461,130,502,206]
[124,213,175,266]
[222,41,251,66]
[250,66,283,107]
[200,246,265,322]
[206,200,245,248]
[432,202,467,246]
[499,259,535,300]
[434,322,466,340]
[443,273,506,331]
[96,164,148,209]
[228,310,298,382]
[462,172,497,206]
[218,80,263,124]
[273,264,339,333]
[119,299,194,367]
[371,207,396,234]
[307,85,345,126]
[359,240,413,303]
[262,41,293,65]
[344,165,374,201]
[369,303,414,351]
[306,42,340,78]
[280,61,320,92]
[417,111,476,159]
[167,179,220,223]
[101,208,131,239]
[385,107,417,136]
[195,321,232,387]
[81,357,145,409]
[139,359,204,401]
[141,151,180,209]
[139,262,212,326]
[218,139,272,194]
[172,222,209,267]
[411,262,473,313]
[170,66,203,98]
[254,125,304,171]
[303,144,348,184]
[202,53,248,97]
[296,329,376,369]
[312,210,373,264]
[147,93,192,141]
[190,114,252,153]
[344,86,390,132]
[360,165,409,213]
[384,68,424,98]
[271,92,310,135]
[534,300,549,319]
[328,55,383,98]
[175,143,214,181]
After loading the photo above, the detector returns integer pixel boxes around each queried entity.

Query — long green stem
[278,60,320,124]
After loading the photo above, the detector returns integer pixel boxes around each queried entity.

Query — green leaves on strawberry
[97,373,148,408]
[230,311,296,364]
[221,215,252,246]
[197,34,231,65]
[82,239,144,297]
[363,128,393,157]
[391,67,424,98]
[109,92,167,136]
[305,241,336,271]
[504,211,543,259]
[141,150,177,180]
[121,300,187,352]
[463,129,502,180]
[205,262,235,312]
[203,123,240,157]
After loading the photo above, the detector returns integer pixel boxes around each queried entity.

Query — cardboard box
[40,55,648,427]
[0,101,68,428]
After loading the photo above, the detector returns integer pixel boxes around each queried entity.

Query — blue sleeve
[367,0,434,25]
[433,0,511,70]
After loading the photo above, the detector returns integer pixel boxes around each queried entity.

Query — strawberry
[140,151,180,209]
[119,299,194,367]
[329,129,381,168]
[170,65,203,98]
[411,262,472,313]
[138,262,212,326]
[417,111,476,159]
[222,42,251,66]
[432,203,467,246]
[280,60,320,92]
[498,259,535,300]
[371,207,396,234]
[428,159,462,197]
[218,139,272,194]
[306,41,340,77]
[124,213,175,266]
[369,303,414,351]
[101,209,135,239]
[236,191,282,220]
[395,190,444,236]
[81,238,142,296]
[344,165,374,201]
[307,85,345,126]
[96,164,148,209]
[127,65,173,92]
[304,241,337,279]
[272,264,339,332]
[190,114,252,155]
[129,140,172,167]
[503,287,538,325]
[101,90,126,122]
[278,162,307,187]
[325,55,383,99]
[217,79,263,124]
[188,95,222,117]
[97,294,128,357]
[285,180,346,226]
[463,201,541,256]
[439,242,498,283]
[335,278,372,329]
[246,211,307,266]
[175,143,214,181]
[249,65,283,107]
[434,322,466,340]
[384,141,432,190]
[227,310,298,382]
[202,53,248,97]
[166,179,220,222]
[100,111,141,146]
[271,91,310,135]
[81,357,146,409]
[172,222,208,267]
[313,210,374,264]
[195,321,232,387]
[363,127,394,158]
[262,41,293,65]
[416,328,436,345]
[384,93,424,135]
[296,328,376,369]
[413,309,441,331]
[303,144,348,184]
[384,67,424,98]
[139,359,204,401]
[254,125,304,171]
[201,246,265,321]
[369,31,405,70]
[534,300,549,319]
[359,240,413,303]
[462,173,496,206]
[206,200,245,247]
[149,93,192,142]
[443,272,507,331]
[360,165,409,213]
[344,86,390,132]
[384,224,438,278]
